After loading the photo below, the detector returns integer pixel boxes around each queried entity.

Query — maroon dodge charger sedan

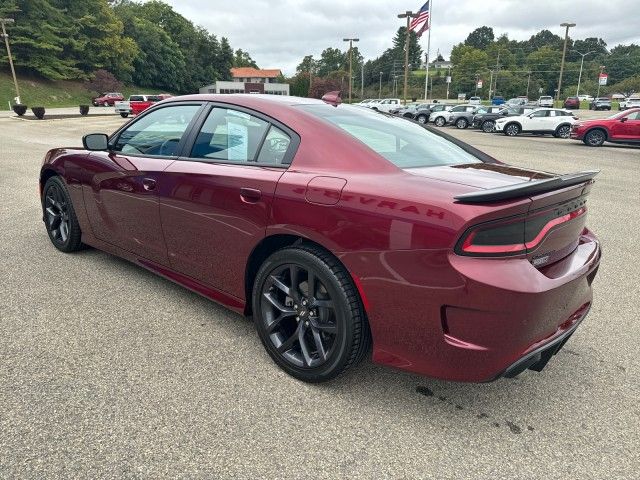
[39,94,601,383]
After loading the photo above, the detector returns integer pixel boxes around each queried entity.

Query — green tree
[296,55,316,74]
[392,27,423,69]
[316,47,344,77]
[233,49,258,68]
[1,0,82,79]
[606,44,640,84]
[450,44,489,95]
[464,26,494,50]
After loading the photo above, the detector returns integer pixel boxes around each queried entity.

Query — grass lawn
[0,71,172,110]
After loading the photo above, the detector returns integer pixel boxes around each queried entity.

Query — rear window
[130,95,145,102]
[298,105,482,169]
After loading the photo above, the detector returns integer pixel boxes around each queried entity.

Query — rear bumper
[345,229,601,382]
[497,307,587,379]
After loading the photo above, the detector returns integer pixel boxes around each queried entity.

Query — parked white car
[494,108,578,138]
[469,96,481,105]
[371,98,402,113]
[430,104,473,127]
[619,97,640,111]
[578,94,594,102]
[537,96,554,107]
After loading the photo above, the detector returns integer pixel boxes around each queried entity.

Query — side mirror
[83,133,109,151]
[620,117,628,123]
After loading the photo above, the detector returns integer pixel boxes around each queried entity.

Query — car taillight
[456,205,587,257]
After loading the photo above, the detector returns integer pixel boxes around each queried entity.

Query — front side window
[114,104,200,156]
[299,104,482,169]
[191,108,270,162]
[626,111,640,121]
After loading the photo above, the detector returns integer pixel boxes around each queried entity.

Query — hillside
[0,72,171,110]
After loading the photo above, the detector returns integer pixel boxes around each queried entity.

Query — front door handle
[240,187,261,203]
[142,178,157,191]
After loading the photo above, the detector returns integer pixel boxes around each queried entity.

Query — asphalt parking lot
[1,109,638,479]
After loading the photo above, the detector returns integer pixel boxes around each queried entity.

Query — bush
[88,69,123,96]
[79,105,90,116]
[31,107,45,119]
[12,104,27,116]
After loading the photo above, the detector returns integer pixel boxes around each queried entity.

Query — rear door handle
[142,178,157,191]
[240,187,261,203]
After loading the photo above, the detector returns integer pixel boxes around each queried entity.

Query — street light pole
[379,71,383,99]
[0,18,20,104]
[557,22,576,101]
[572,49,594,97]
[343,37,359,103]
[397,11,418,104]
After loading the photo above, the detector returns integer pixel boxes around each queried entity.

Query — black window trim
[176,101,301,169]
[107,101,207,159]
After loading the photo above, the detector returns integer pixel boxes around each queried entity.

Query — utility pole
[343,37,359,103]
[526,71,532,98]
[492,51,501,99]
[379,71,383,98]
[397,10,418,104]
[488,70,494,99]
[361,63,364,98]
[1,18,20,104]
[572,49,594,97]
[557,22,576,101]
[308,60,313,98]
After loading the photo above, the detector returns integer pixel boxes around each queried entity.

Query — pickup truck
[114,94,172,118]
[370,98,402,113]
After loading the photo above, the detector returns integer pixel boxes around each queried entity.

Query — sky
[163,0,640,75]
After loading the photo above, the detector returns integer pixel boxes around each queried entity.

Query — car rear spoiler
[454,170,599,203]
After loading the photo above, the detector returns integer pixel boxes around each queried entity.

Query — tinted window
[257,126,291,164]
[299,104,482,169]
[130,96,145,101]
[530,110,549,117]
[114,105,200,156]
[627,111,640,120]
[191,108,269,162]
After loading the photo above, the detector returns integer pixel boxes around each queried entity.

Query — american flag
[409,1,430,37]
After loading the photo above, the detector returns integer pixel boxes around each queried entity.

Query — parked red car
[92,92,124,107]
[131,94,172,115]
[39,95,601,383]
[563,96,580,109]
[571,108,640,146]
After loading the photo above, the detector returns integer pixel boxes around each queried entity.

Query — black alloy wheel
[416,114,428,124]
[584,129,606,147]
[434,116,446,127]
[482,120,495,133]
[253,245,370,382]
[456,118,469,129]
[42,176,83,252]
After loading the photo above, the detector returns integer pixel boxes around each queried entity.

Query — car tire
[555,124,571,139]
[416,114,428,124]
[481,120,495,133]
[583,129,606,147]
[504,123,520,136]
[434,116,446,127]
[120,113,129,118]
[252,244,370,383]
[455,118,468,129]
[42,176,84,253]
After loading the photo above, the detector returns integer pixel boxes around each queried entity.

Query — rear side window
[299,104,482,169]
[530,110,550,117]
[130,95,144,101]
[191,108,270,162]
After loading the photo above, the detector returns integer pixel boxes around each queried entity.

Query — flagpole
[424,0,433,100]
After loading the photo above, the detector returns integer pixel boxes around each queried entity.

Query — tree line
[449,26,640,99]
[0,0,259,94]
[288,26,640,100]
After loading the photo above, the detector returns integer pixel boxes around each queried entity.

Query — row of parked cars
[91,92,173,117]
[385,101,640,147]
